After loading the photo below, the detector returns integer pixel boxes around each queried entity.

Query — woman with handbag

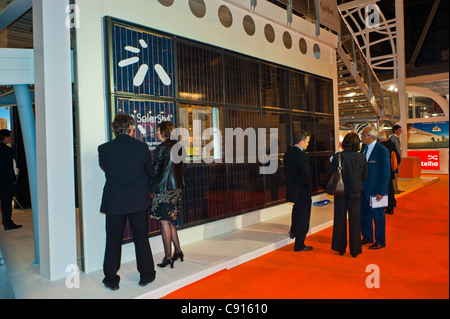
[327,132,368,257]
[150,121,184,268]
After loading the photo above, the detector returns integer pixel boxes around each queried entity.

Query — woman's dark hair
[342,132,361,152]
[112,114,133,136]
[158,121,175,140]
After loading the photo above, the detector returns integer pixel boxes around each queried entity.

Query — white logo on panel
[118,40,171,87]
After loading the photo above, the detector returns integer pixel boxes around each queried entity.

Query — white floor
[0,177,438,299]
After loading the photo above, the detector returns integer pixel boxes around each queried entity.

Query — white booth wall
[74,0,338,273]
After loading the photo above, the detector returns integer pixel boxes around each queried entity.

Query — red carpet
[164,175,449,299]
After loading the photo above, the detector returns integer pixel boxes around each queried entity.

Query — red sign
[407,151,440,170]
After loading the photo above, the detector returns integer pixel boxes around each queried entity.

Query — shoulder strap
[337,152,342,171]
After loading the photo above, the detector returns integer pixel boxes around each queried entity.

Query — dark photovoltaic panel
[225,54,260,107]
[291,71,310,111]
[261,63,290,108]
[111,23,175,97]
[114,97,176,153]
[177,41,224,103]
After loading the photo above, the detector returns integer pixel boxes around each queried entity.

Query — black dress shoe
[361,239,373,245]
[4,223,22,230]
[139,271,156,286]
[368,243,385,250]
[139,278,155,287]
[104,283,119,291]
[294,246,313,252]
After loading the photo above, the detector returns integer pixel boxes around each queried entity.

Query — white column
[32,0,77,280]
[395,0,408,157]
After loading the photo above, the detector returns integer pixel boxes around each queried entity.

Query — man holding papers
[360,126,390,250]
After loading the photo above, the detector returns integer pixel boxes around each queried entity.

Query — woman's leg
[160,220,173,259]
[331,194,347,254]
[170,221,181,253]
[347,192,362,256]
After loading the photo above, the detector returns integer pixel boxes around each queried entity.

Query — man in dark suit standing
[283,130,313,252]
[0,129,21,230]
[378,131,400,215]
[360,126,390,250]
[389,124,403,193]
[98,114,155,290]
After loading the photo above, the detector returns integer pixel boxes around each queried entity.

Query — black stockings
[160,220,181,259]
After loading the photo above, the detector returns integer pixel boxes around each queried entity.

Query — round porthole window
[299,38,307,54]
[218,5,233,28]
[189,0,206,18]
[313,43,321,59]
[243,15,256,36]
[158,0,174,7]
[283,31,292,49]
[264,24,275,43]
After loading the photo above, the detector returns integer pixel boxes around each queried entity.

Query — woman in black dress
[328,132,368,257]
[150,121,184,268]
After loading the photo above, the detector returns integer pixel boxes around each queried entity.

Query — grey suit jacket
[389,134,401,156]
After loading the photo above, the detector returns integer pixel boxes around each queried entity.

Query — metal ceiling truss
[337,0,400,125]
[339,1,398,85]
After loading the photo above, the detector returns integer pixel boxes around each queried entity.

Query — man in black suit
[0,129,21,230]
[389,125,403,193]
[98,114,155,290]
[283,130,313,252]
[378,131,400,214]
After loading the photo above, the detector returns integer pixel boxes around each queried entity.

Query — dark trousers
[290,191,312,250]
[0,185,14,227]
[103,209,155,287]
[332,192,362,256]
[386,178,396,213]
[360,190,386,246]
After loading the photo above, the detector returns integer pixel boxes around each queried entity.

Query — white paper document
[370,195,388,208]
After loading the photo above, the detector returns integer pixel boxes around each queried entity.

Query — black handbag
[327,152,344,196]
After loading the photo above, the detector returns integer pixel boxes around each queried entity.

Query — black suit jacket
[98,134,152,215]
[0,142,15,187]
[381,139,400,177]
[327,150,368,194]
[283,146,312,203]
